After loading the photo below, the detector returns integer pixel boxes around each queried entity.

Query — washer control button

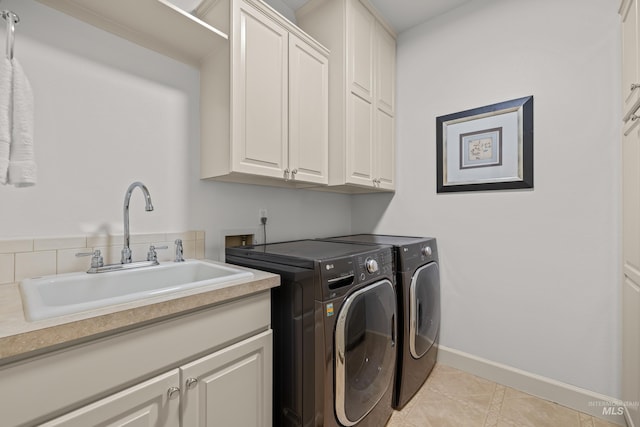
[422,246,432,257]
[365,258,379,274]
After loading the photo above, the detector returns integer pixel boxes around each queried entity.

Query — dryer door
[334,279,396,426]
[410,262,441,358]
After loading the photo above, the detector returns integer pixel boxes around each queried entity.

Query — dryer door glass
[334,279,396,426]
[410,262,441,358]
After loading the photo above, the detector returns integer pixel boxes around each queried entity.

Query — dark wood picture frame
[436,96,533,193]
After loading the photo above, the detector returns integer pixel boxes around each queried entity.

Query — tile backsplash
[0,231,205,285]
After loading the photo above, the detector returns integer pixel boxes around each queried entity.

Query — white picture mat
[444,109,522,186]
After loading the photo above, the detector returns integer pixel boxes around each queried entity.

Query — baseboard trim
[437,345,626,426]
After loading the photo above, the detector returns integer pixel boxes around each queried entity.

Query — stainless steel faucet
[175,239,185,262]
[121,181,154,264]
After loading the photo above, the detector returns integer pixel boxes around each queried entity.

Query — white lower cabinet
[41,330,272,427]
[41,370,182,427]
[0,291,272,427]
[623,277,640,427]
[181,330,272,426]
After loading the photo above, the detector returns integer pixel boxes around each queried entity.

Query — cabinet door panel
[376,22,395,116]
[376,109,395,190]
[624,121,640,272]
[233,1,288,178]
[41,370,180,427]
[348,92,374,186]
[622,0,640,117]
[181,330,272,427]
[289,33,329,184]
[623,278,640,427]
[348,0,374,100]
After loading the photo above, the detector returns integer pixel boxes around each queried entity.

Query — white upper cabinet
[199,0,329,187]
[621,2,640,426]
[288,33,330,184]
[232,1,289,180]
[297,0,397,193]
[622,0,640,120]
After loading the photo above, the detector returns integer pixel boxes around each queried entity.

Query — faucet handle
[174,239,185,262]
[76,250,104,268]
[147,245,168,263]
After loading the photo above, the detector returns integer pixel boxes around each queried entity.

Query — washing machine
[226,240,397,427]
[322,235,440,409]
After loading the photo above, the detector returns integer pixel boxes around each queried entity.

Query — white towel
[8,58,36,187]
[0,57,10,185]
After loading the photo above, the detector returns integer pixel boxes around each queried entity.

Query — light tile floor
[387,364,621,427]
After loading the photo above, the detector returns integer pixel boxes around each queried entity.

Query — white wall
[262,0,297,23]
[0,0,351,259]
[352,0,621,397]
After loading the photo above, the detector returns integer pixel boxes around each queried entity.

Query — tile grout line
[483,383,506,427]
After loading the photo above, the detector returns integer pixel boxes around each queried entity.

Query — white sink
[20,260,253,321]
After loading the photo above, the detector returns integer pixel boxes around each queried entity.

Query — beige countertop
[0,260,279,364]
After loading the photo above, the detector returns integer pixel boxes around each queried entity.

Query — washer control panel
[355,247,393,281]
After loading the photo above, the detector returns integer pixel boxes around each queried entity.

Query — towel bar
[1,10,19,60]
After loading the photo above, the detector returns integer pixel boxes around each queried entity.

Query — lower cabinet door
[623,277,640,427]
[180,330,273,427]
[40,370,180,427]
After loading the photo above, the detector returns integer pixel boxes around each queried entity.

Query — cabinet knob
[284,168,290,181]
[291,169,298,178]
[186,377,199,389]
[167,387,180,400]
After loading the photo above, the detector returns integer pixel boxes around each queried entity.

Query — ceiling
[280,0,475,33]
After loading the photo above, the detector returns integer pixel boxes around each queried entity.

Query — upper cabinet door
[349,0,375,101]
[622,0,640,119]
[346,0,376,187]
[376,22,396,116]
[347,92,375,186]
[233,0,289,179]
[375,21,396,190]
[288,33,329,185]
[376,109,395,190]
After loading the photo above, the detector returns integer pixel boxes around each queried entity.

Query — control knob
[365,258,379,274]
[422,246,432,257]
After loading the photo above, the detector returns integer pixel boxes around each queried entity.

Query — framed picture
[436,96,533,193]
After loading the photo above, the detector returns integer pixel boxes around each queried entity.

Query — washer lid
[325,234,434,246]
[226,239,390,269]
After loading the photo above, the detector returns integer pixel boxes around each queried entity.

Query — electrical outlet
[259,208,268,222]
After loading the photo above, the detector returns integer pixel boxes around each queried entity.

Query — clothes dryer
[322,235,440,409]
[226,240,396,427]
